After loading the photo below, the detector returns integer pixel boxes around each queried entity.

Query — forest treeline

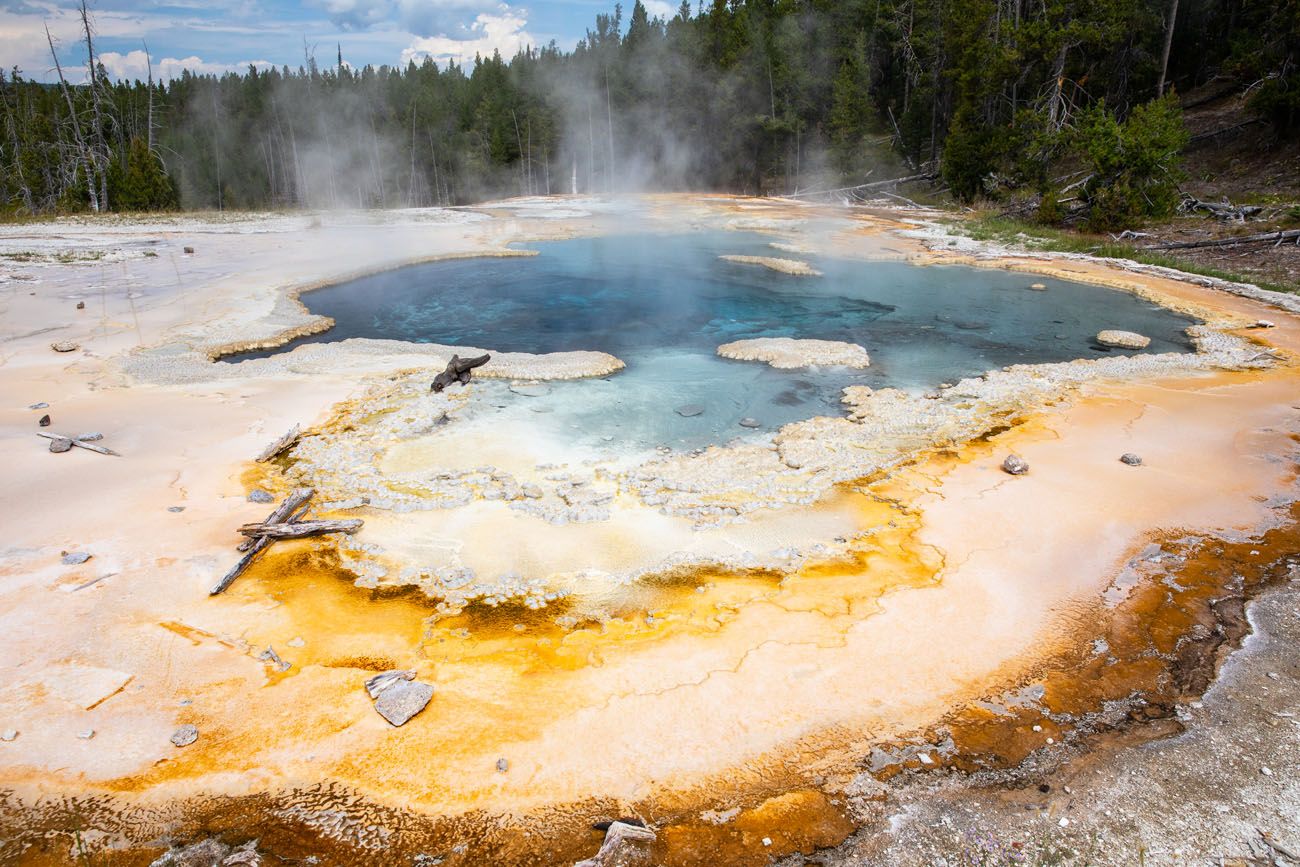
[1,0,1297,226]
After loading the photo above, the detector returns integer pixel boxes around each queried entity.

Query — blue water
[229,232,1197,450]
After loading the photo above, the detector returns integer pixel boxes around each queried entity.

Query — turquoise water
[229,232,1197,449]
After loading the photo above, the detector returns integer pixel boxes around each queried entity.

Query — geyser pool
[231,232,1197,449]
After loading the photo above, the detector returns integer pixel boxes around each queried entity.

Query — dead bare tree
[45,24,98,213]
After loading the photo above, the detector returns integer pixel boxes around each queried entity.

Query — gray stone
[62,551,91,565]
[675,404,704,417]
[373,679,434,727]
[49,436,73,453]
[77,729,95,739]
[168,506,186,513]
[28,402,48,410]
[39,414,51,427]
[247,489,275,504]
[76,432,104,442]
[496,757,509,773]
[171,724,199,747]
[1001,454,1030,476]
[1120,453,1143,466]
[738,418,761,428]
[51,341,79,353]
[1,730,17,742]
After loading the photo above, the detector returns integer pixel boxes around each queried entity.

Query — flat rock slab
[675,404,705,417]
[373,679,435,726]
[717,337,871,369]
[1096,329,1151,349]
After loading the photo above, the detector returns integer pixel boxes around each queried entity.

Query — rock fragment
[1096,330,1151,349]
[51,341,79,352]
[49,436,73,453]
[575,820,657,867]
[1120,453,1143,466]
[1,730,17,742]
[171,724,199,747]
[1001,454,1029,476]
[38,414,51,427]
[373,680,434,727]
[496,758,509,773]
[675,404,704,417]
[76,301,85,310]
[77,432,104,442]
[77,729,95,739]
[1029,282,1047,290]
[365,669,433,726]
[29,402,48,410]
[168,506,186,513]
[62,551,92,565]
[738,418,761,428]
[247,489,275,504]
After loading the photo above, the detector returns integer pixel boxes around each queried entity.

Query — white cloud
[98,49,275,82]
[400,8,531,65]
[643,0,677,20]
[314,0,505,37]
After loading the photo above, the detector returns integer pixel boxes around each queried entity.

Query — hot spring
[233,231,1197,450]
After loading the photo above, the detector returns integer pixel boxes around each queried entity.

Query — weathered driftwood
[1178,194,1264,222]
[238,518,363,540]
[255,424,301,462]
[1146,228,1300,250]
[431,353,491,392]
[212,488,314,595]
[235,487,313,552]
[37,431,120,456]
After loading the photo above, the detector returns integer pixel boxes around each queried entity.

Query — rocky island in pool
[1,195,1298,865]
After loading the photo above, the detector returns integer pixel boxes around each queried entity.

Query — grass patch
[950,213,1295,294]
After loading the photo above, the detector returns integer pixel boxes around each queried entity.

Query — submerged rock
[1001,454,1030,476]
[1120,453,1144,466]
[1029,282,1047,290]
[675,404,705,417]
[509,382,551,397]
[1096,330,1151,349]
[738,418,762,428]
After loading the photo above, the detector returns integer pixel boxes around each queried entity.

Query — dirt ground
[1134,84,1300,291]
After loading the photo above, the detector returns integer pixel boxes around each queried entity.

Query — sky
[2,0,680,84]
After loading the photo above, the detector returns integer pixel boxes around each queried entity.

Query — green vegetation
[0,0,1295,215]
[952,213,1295,294]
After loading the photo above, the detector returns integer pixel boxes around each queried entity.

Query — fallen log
[431,353,491,392]
[238,518,363,540]
[36,431,120,456]
[214,488,314,594]
[255,424,301,462]
[1145,229,1300,250]
[785,172,934,201]
[235,500,311,552]
[236,487,313,551]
